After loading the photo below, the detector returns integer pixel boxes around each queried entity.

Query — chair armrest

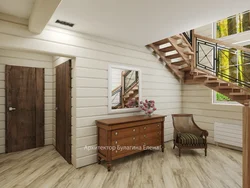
[176,132,182,138]
[201,130,208,137]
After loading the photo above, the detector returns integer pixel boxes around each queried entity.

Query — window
[213,44,250,104]
[216,11,250,38]
[212,91,237,105]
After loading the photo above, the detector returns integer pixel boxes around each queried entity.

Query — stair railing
[123,70,139,94]
[182,30,193,46]
[111,86,122,109]
[194,34,250,88]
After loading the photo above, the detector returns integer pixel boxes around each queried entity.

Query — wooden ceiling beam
[29,0,62,34]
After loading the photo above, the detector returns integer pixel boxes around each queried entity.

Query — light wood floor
[0,142,242,188]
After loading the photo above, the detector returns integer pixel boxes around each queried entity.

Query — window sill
[212,101,242,106]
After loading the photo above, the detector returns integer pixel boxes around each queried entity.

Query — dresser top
[96,114,166,125]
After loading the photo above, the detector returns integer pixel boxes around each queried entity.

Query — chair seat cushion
[178,133,205,145]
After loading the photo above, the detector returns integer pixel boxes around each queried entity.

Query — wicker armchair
[172,114,208,157]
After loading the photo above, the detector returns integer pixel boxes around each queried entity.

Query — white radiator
[214,122,242,148]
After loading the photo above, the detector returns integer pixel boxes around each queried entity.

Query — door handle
[9,107,16,111]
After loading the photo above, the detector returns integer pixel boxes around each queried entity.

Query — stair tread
[171,61,186,66]
[184,51,194,55]
[178,66,191,72]
[159,46,175,52]
[204,80,222,84]
[165,53,181,59]
[153,38,170,46]
[218,86,240,90]
[177,40,189,48]
[194,75,212,78]
[171,35,182,40]
[229,92,249,96]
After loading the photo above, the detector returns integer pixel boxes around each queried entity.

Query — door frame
[55,60,72,164]
[5,65,45,153]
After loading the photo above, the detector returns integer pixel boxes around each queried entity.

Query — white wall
[0,20,180,168]
[0,48,53,153]
[182,85,242,144]
[74,56,181,167]
[0,19,244,168]
[195,23,213,38]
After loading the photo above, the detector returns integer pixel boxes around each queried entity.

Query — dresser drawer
[140,123,161,133]
[140,131,161,141]
[112,127,139,140]
[111,136,140,146]
[112,142,141,158]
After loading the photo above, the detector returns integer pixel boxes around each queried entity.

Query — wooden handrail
[181,33,193,51]
[194,34,250,53]
[112,85,122,95]
[124,81,139,95]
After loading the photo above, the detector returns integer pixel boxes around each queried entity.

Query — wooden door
[6,65,44,153]
[56,60,71,163]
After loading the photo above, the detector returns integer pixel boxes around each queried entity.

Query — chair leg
[205,147,207,157]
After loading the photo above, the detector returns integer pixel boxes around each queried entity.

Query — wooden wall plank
[243,105,250,188]
[35,68,45,147]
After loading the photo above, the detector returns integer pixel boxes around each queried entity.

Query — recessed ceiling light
[55,20,75,27]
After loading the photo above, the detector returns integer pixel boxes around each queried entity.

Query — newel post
[243,101,250,188]
[191,30,196,73]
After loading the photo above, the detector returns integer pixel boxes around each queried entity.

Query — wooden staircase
[148,32,250,105]
[124,84,139,106]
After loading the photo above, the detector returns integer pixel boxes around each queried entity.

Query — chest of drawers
[96,115,165,171]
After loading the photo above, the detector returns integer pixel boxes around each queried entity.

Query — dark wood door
[56,60,71,163]
[6,65,44,153]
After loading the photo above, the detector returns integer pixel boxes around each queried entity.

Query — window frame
[214,10,250,40]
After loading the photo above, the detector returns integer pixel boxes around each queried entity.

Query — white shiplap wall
[195,23,213,38]
[0,21,181,167]
[182,85,242,144]
[74,56,182,167]
[0,48,53,153]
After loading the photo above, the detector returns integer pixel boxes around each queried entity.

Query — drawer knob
[115,132,118,135]
[133,137,136,140]
[115,150,118,153]
[133,129,136,132]
[144,127,146,130]
[158,124,160,127]
[144,135,146,138]
[115,141,118,144]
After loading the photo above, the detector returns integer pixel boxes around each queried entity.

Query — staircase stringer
[186,68,250,105]
[148,44,184,82]
[168,37,192,66]
[148,33,250,105]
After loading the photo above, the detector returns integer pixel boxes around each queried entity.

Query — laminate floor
[0,142,242,188]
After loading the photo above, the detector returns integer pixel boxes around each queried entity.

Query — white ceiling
[0,0,35,19]
[48,0,250,45]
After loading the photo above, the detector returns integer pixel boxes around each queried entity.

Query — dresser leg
[97,156,101,164]
[161,145,165,152]
[107,162,112,171]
